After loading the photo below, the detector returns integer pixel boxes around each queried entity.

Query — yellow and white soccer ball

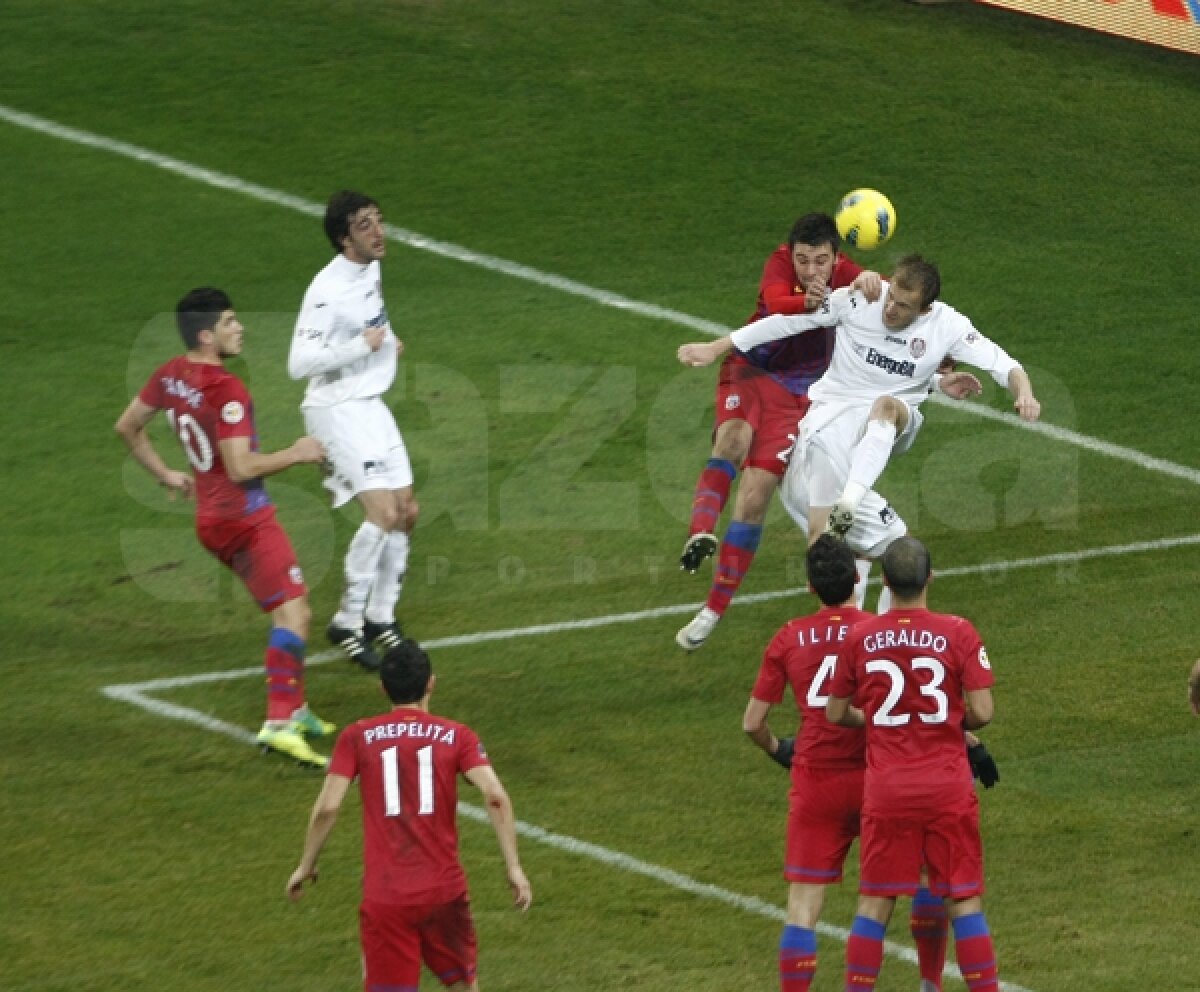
[835,188,896,250]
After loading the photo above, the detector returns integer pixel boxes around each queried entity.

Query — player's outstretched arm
[1188,659,1200,716]
[1007,367,1041,421]
[114,397,194,501]
[286,773,352,901]
[742,697,793,769]
[465,765,532,911]
[677,336,733,368]
[220,436,326,484]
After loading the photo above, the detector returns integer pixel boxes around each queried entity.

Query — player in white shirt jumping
[677,254,1040,644]
[289,191,416,671]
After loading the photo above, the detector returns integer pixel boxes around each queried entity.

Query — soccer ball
[835,188,896,250]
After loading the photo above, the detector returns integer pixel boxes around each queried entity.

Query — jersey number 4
[381,745,436,817]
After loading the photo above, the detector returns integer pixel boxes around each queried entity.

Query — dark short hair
[881,536,933,600]
[324,190,378,252]
[892,254,941,309]
[788,212,841,254]
[806,534,858,606]
[380,638,432,704]
[175,287,233,350]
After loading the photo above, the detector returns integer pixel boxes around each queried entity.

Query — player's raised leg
[681,418,752,572]
[677,465,776,650]
[827,397,910,537]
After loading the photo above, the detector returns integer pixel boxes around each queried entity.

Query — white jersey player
[679,254,1040,604]
[288,191,417,671]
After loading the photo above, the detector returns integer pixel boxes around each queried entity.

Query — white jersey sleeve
[288,286,373,380]
[728,288,854,352]
[945,315,1021,387]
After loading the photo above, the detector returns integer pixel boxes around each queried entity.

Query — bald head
[881,537,932,601]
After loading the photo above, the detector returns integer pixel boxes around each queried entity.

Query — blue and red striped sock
[952,912,999,992]
[844,915,885,991]
[779,925,817,991]
[910,886,948,990]
[689,458,737,536]
[705,521,762,615]
[265,627,305,722]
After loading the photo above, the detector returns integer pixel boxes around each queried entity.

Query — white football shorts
[800,400,924,506]
[781,451,906,559]
[303,397,412,508]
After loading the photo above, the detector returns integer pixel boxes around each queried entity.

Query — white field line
[1,101,1197,489]
[102,533,1200,992]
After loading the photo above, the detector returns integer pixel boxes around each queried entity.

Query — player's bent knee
[870,395,904,423]
[712,420,753,462]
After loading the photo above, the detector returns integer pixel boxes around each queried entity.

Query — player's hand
[678,341,720,367]
[802,277,828,312]
[292,436,327,464]
[286,865,318,901]
[967,741,1000,788]
[364,325,387,351]
[851,270,883,302]
[508,866,533,911]
[1189,659,1200,715]
[938,371,983,400]
[1013,393,1041,422]
[161,470,195,502]
[771,737,795,770]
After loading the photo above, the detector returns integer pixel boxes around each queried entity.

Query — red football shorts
[360,895,478,990]
[858,802,986,900]
[714,360,810,477]
[196,509,306,612]
[784,765,865,884]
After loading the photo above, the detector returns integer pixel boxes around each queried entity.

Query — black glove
[771,737,795,770]
[967,741,999,788]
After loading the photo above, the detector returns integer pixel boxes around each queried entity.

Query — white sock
[366,530,410,625]
[846,419,897,497]
[333,521,389,629]
[877,584,893,614]
[854,559,872,610]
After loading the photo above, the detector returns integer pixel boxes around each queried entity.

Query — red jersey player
[827,536,1001,992]
[677,213,864,652]
[114,287,331,767]
[742,536,949,992]
[287,639,531,992]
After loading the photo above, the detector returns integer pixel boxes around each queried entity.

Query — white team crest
[978,645,991,670]
[289,565,304,585]
[966,331,979,344]
[221,401,245,424]
[725,394,741,411]
[910,337,926,358]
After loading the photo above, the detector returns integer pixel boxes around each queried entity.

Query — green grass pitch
[1,2,1198,990]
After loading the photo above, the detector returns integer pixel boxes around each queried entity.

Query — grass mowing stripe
[1,101,1196,490]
